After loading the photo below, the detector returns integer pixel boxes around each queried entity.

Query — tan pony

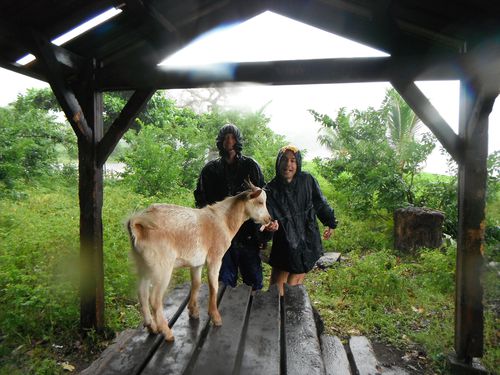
[127,181,272,341]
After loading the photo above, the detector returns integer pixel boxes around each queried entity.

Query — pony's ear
[248,189,262,200]
[244,177,258,192]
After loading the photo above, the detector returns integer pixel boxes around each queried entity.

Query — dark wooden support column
[452,81,496,366]
[29,28,154,329]
[77,61,105,331]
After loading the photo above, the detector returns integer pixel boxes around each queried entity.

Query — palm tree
[382,88,424,204]
[313,108,351,159]
[382,88,421,171]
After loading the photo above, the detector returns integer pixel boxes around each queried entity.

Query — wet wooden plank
[321,335,351,375]
[141,284,211,375]
[283,284,324,375]
[381,366,410,375]
[349,336,380,375]
[189,285,252,375]
[240,284,281,375]
[80,283,190,375]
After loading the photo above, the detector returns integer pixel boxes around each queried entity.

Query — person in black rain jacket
[194,124,266,290]
[264,145,338,295]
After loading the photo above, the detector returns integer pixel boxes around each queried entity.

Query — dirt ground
[371,341,434,374]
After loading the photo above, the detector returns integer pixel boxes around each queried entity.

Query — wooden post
[454,80,495,363]
[78,62,105,331]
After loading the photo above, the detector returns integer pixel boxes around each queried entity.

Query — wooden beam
[95,55,470,91]
[124,0,178,34]
[96,89,155,167]
[0,18,85,74]
[0,57,47,82]
[454,82,496,362]
[391,79,462,162]
[30,31,93,142]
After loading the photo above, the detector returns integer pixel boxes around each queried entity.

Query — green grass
[0,178,498,374]
[306,247,498,373]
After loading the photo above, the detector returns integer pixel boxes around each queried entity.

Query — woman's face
[279,150,297,182]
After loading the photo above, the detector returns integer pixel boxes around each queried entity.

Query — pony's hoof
[145,322,158,334]
[164,333,175,342]
[211,316,222,326]
[188,306,200,319]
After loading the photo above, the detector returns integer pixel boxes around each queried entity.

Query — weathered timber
[394,207,445,251]
[283,284,324,375]
[189,285,252,375]
[141,284,211,375]
[349,336,380,375]
[96,89,156,167]
[454,83,495,362]
[321,335,350,375]
[82,284,416,374]
[80,284,191,375]
[350,336,409,375]
[240,284,281,375]
[78,82,105,331]
[95,55,468,91]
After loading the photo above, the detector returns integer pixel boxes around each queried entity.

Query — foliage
[307,247,454,371]
[413,151,499,241]
[122,123,202,196]
[412,173,458,237]
[303,161,393,252]
[0,182,80,374]
[121,99,286,197]
[311,89,436,217]
[0,102,65,191]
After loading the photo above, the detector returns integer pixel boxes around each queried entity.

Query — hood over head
[275,144,302,179]
[216,123,243,157]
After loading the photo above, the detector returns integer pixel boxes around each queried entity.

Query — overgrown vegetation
[0,89,498,374]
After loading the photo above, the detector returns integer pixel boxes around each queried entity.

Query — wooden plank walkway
[82,283,408,375]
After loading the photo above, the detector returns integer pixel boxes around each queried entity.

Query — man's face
[223,133,237,158]
[279,150,297,182]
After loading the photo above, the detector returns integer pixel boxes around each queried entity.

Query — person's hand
[323,227,333,240]
[260,220,279,232]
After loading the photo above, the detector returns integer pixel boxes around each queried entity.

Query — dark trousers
[218,243,263,291]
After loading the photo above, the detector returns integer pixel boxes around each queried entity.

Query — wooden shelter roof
[1,0,499,91]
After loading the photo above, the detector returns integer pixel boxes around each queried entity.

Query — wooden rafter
[391,79,462,163]
[30,30,93,142]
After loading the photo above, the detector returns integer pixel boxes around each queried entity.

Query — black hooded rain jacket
[265,147,337,273]
[194,125,265,246]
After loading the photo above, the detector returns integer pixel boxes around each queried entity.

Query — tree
[120,94,286,197]
[311,90,435,217]
[10,88,288,196]
[0,97,66,190]
[382,88,421,167]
